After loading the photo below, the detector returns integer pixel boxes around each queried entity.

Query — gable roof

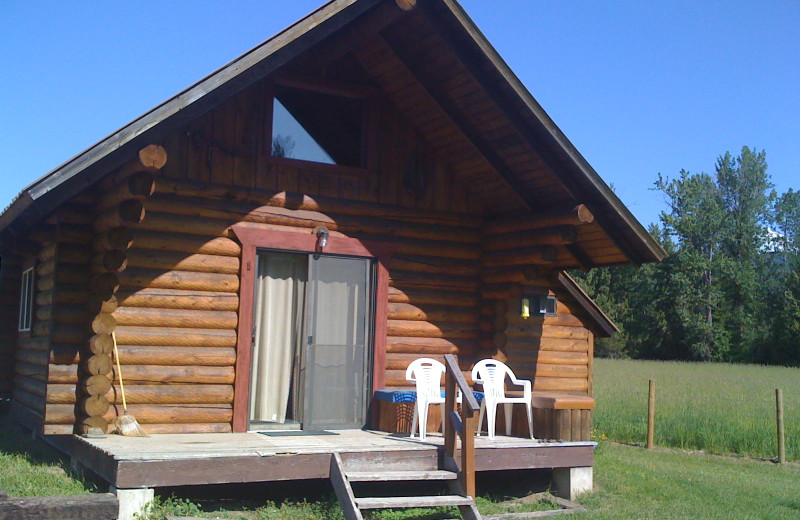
[0,0,666,268]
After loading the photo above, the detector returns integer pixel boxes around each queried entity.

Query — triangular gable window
[270,80,369,170]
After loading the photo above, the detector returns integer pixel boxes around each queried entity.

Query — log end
[138,145,168,171]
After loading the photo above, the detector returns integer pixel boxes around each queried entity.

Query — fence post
[647,379,655,449]
[776,388,785,464]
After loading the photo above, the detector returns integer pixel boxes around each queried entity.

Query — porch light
[316,228,329,250]
[520,296,531,320]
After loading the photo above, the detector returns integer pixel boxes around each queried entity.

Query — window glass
[18,267,33,331]
[272,85,364,168]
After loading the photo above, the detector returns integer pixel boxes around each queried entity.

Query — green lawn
[593,359,800,461]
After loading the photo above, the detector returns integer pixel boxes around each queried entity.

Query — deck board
[69,429,595,489]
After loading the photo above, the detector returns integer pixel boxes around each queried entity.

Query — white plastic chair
[471,359,535,440]
[405,358,446,440]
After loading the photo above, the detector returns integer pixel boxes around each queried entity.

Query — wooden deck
[68,429,595,489]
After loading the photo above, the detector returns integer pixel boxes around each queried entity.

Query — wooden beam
[484,205,593,236]
[417,1,659,265]
[565,243,595,271]
[375,33,532,210]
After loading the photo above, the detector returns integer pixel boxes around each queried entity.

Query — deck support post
[111,486,154,520]
[553,466,592,501]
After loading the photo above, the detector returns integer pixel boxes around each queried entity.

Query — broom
[111,331,148,436]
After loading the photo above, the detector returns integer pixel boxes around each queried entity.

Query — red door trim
[229,222,393,432]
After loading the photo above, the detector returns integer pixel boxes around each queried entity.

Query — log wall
[490,288,593,396]
[0,254,21,395]
[26,72,597,434]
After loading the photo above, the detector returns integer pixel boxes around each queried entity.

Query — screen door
[303,254,372,430]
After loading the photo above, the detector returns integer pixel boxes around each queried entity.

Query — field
[593,359,800,461]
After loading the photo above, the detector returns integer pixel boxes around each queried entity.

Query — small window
[539,295,557,317]
[18,267,34,331]
[270,83,366,168]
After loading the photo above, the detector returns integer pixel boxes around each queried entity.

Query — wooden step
[346,470,458,482]
[355,495,474,509]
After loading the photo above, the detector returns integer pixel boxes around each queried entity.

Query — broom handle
[111,331,128,412]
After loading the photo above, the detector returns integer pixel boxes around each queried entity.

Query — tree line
[572,146,800,365]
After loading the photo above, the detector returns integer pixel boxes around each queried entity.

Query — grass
[0,417,95,496]
[593,359,800,461]
[583,441,800,520]
[2,406,798,519]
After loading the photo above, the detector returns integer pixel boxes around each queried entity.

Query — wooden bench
[502,393,595,441]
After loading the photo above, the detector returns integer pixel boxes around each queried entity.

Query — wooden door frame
[230,222,393,432]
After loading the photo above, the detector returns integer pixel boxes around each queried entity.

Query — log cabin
[0,0,665,516]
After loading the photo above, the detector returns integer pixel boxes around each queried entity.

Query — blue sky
[1,1,797,228]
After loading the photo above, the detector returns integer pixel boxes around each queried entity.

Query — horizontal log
[386,320,477,339]
[130,422,231,434]
[389,270,479,290]
[505,324,590,340]
[41,288,87,306]
[96,171,156,213]
[385,353,453,371]
[12,388,44,414]
[57,224,93,245]
[92,226,134,252]
[388,254,479,276]
[107,384,234,405]
[52,324,90,344]
[119,268,239,293]
[504,349,589,365]
[115,345,236,366]
[387,302,478,323]
[482,246,558,267]
[45,403,232,425]
[530,377,589,393]
[126,249,240,274]
[93,200,145,233]
[384,369,473,388]
[509,362,588,378]
[137,211,234,238]
[116,288,240,311]
[131,230,241,257]
[14,362,48,381]
[91,250,128,273]
[14,374,46,397]
[146,195,480,244]
[506,313,587,328]
[50,305,90,325]
[0,493,119,520]
[114,326,237,347]
[46,384,78,404]
[385,336,478,355]
[17,335,50,352]
[113,307,238,329]
[504,336,588,352]
[483,226,578,251]
[112,365,235,385]
[484,205,594,235]
[155,177,482,227]
[387,286,478,307]
[16,348,49,366]
[46,363,78,383]
[480,266,552,285]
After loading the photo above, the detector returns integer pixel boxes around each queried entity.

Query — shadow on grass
[0,396,99,493]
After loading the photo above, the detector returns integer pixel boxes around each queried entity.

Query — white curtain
[249,253,305,424]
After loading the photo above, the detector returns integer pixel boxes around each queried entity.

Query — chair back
[471,359,513,400]
[406,358,446,402]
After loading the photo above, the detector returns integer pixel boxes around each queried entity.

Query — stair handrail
[443,353,479,499]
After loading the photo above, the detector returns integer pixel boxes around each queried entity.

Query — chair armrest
[509,378,531,395]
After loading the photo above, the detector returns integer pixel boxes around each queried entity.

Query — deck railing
[443,354,480,498]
